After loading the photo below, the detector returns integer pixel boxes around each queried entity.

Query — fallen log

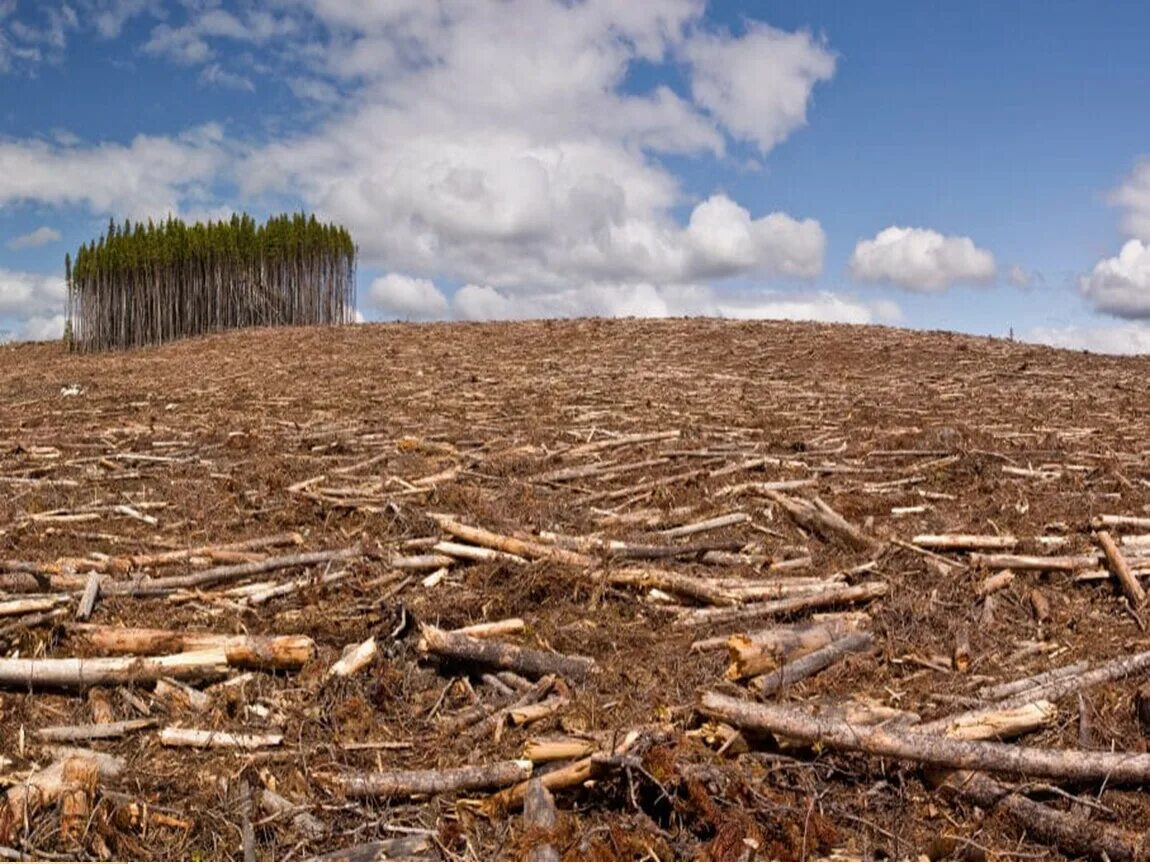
[764,491,878,552]
[912,534,1017,551]
[452,618,527,639]
[258,788,326,841]
[976,660,1091,702]
[327,637,377,678]
[159,728,283,749]
[935,769,1142,860]
[939,701,1058,741]
[420,626,596,681]
[35,717,158,742]
[4,753,121,820]
[676,582,888,628]
[969,553,1098,572]
[659,512,749,538]
[0,649,229,690]
[428,514,592,567]
[753,631,874,695]
[522,779,560,861]
[700,692,1150,784]
[71,625,316,670]
[0,595,69,617]
[605,567,736,606]
[102,547,361,596]
[341,760,532,798]
[1097,530,1146,606]
[433,541,528,565]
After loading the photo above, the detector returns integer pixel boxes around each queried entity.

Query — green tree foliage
[66,212,357,352]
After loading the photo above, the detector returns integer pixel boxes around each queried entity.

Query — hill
[2,318,1150,860]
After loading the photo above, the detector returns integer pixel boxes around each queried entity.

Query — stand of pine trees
[66,213,357,352]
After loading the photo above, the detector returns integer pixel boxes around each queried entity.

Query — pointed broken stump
[419,625,597,682]
[522,778,560,861]
[341,760,532,799]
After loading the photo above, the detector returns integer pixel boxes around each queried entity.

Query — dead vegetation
[2,317,1150,860]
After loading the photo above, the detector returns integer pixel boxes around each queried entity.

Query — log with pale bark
[753,631,874,695]
[35,717,158,742]
[70,624,316,669]
[0,648,229,690]
[976,660,1090,702]
[675,581,888,628]
[912,533,1017,551]
[102,547,362,596]
[452,618,526,639]
[605,566,736,606]
[4,752,123,820]
[420,625,596,681]
[428,513,592,567]
[1097,529,1147,606]
[340,760,532,798]
[726,616,867,679]
[159,727,283,749]
[969,552,1099,572]
[763,490,878,552]
[258,788,326,841]
[700,691,1150,784]
[327,636,377,678]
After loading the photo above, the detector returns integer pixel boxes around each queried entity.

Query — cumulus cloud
[849,226,996,292]
[17,313,66,341]
[366,274,450,321]
[683,21,835,154]
[448,280,899,325]
[199,62,254,92]
[0,268,66,342]
[0,124,226,219]
[7,225,61,249]
[1111,158,1150,241]
[1078,239,1150,319]
[1026,321,1150,356]
[1005,264,1040,289]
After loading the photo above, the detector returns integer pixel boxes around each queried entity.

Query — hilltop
[2,318,1149,860]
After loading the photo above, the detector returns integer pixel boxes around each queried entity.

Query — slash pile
[2,318,1150,860]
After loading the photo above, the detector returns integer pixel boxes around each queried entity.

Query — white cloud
[0,268,66,322]
[366,274,450,321]
[1006,264,1038,289]
[1111,158,1150,241]
[89,0,161,39]
[1078,239,1150,319]
[199,62,254,91]
[1025,321,1150,356]
[7,225,61,250]
[0,124,226,220]
[683,21,835,154]
[849,226,996,292]
[449,280,898,325]
[686,195,824,279]
[17,313,66,341]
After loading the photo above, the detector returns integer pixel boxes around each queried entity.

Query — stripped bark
[35,717,158,742]
[969,553,1098,572]
[912,534,1017,551]
[764,491,878,552]
[675,582,888,628]
[428,514,592,567]
[159,728,283,749]
[1097,530,1146,606]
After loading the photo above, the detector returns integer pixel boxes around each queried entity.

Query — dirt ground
[2,318,1150,861]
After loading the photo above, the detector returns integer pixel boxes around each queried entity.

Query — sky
[2,1,1150,353]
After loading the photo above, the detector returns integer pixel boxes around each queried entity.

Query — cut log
[675,582,888,628]
[76,573,103,620]
[659,512,749,539]
[969,553,1099,572]
[561,429,680,459]
[420,626,596,681]
[1094,514,1150,531]
[606,567,736,606]
[939,701,1058,741]
[0,649,229,690]
[701,691,1150,784]
[523,737,598,763]
[102,547,361,596]
[154,677,212,712]
[726,618,866,680]
[976,660,1091,702]
[428,514,592,567]
[461,677,558,742]
[451,618,526,639]
[4,753,121,819]
[0,595,69,617]
[432,541,528,565]
[976,569,1015,597]
[159,728,283,749]
[764,491,878,552]
[935,769,1142,860]
[754,631,874,695]
[341,760,532,798]
[913,534,1018,551]
[1097,530,1146,606]
[522,778,560,861]
[327,637,377,678]
[71,625,316,670]
[35,717,158,742]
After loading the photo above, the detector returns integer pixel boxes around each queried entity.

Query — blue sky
[2,1,1150,352]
